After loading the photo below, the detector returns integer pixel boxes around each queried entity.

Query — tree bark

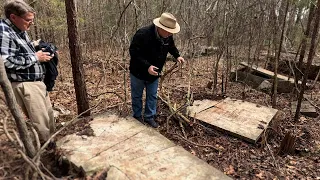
[296,3,315,84]
[272,0,289,107]
[0,57,36,157]
[65,0,91,116]
[295,0,320,121]
[278,131,296,155]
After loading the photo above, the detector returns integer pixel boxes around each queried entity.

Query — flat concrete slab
[188,98,278,143]
[57,113,231,180]
[291,101,318,118]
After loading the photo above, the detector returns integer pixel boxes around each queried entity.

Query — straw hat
[153,12,180,34]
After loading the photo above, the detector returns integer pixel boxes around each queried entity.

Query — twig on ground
[195,122,219,136]
[88,91,125,101]
[165,103,189,132]
[0,166,8,179]
[29,125,41,150]
[2,110,23,151]
[262,129,279,169]
[40,162,56,179]
[171,133,219,152]
[179,121,187,138]
[3,113,50,179]
[18,149,49,180]
[12,129,25,153]
[159,94,191,136]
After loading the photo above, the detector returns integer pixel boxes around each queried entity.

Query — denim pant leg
[144,78,159,120]
[130,74,145,118]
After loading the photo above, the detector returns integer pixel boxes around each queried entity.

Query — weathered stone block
[291,101,318,118]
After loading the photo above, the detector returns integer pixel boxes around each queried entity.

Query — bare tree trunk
[272,0,289,107]
[295,3,315,86]
[0,58,36,157]
[121,0,128,104]
[29,2,39,40]
[294,0,320,121]
[65,0,91,117]
[213,50,223,92]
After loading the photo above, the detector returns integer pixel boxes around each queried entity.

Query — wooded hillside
[0,0,320,179]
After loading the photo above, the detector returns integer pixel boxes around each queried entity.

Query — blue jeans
[130,73,158,120]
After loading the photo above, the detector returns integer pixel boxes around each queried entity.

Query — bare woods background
[0,0,311,59]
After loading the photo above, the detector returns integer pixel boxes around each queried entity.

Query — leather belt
[10,78,43,82]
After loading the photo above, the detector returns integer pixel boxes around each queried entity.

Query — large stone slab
[57,113,231,180]
[291,101,318,118]
[240,62,296,83]
[230,70,267,89]
[230,62,302,93]
[304,94,320,100]
[188,98,278,143]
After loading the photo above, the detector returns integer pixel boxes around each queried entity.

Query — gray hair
[4,0,35,18]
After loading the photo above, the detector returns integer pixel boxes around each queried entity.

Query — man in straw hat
[129,12,185,128]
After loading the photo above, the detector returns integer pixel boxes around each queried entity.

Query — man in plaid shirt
[0,0,55,145]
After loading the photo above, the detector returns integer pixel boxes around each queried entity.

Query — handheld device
[43,44,56,55]
[153,67,161,76]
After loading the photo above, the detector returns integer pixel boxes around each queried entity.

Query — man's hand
[36,50,53,62]
[177,56,185,64]
[148,65,159,76]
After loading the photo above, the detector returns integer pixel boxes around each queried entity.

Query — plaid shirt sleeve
[0,20,38,70]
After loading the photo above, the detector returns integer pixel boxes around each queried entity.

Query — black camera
[153,67,161,76]
[43,44,57,55]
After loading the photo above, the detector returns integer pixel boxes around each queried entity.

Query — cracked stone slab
[188,98,278,143]
[116,146,227,180]
[106,166,130,180]
[57,113,231,180]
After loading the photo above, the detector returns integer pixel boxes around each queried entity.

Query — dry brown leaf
[255,171,265,179]
[190,149,196,155]
[289,160,297,165]
[225,165,235,175]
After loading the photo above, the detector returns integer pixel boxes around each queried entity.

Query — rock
[53,109,60,118]
[257,80,272,91]
[53,105,71,117]
[200,46,220,56]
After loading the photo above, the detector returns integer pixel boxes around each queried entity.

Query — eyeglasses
[20,16,34,23]
[14,14,34,24]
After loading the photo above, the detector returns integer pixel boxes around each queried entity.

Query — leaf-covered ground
[0,50,320,179]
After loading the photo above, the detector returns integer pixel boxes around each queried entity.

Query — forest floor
[0,50,320,179]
